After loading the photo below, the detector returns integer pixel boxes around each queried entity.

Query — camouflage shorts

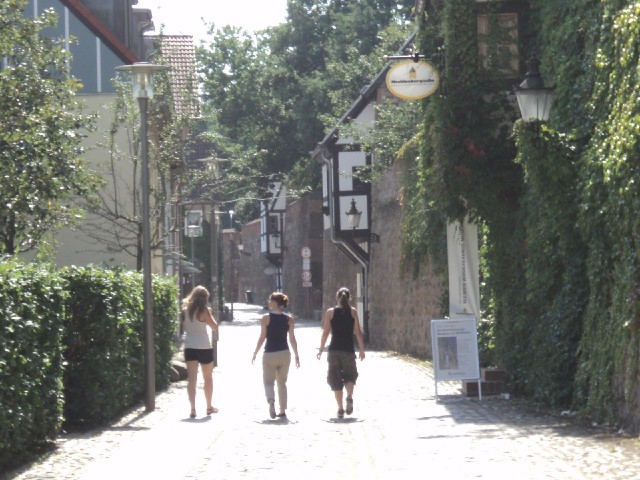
[326,351,358,390]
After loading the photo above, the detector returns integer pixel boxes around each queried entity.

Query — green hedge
[0,262,178,471]
[0,261,67,470]
[62,266,178,427]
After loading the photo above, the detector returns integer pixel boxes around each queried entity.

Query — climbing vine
[406,0,640,430]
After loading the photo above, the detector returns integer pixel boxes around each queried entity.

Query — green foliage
[196,0,416,218]
[339,98,423,181]
[511,122,587,405]
[61,267,143,427]
[81,41,196,270]
[61,267,177,428]
[410,0,640,431]
[0,1,98,255]
[572,1,640,427]
[410,0,523,301]
[0,260,178,472]
[0,260,67,471]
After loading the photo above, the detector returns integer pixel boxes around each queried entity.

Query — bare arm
[201,307,218,331]
[317,309,333,359]
[252,314,269,364]
[352,307,366,361]
[288,315,300,368]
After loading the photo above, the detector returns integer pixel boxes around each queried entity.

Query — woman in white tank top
[181,286,219,418]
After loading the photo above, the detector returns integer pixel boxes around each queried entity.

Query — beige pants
[262,350,291,411]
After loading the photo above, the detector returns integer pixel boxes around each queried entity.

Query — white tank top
[183,310,212,349]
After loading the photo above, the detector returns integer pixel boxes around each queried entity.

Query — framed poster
[431,318,480,382]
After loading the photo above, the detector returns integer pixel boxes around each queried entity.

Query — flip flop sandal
[346,396,353,415]
[337,409,345,418]
[207,407,218,415]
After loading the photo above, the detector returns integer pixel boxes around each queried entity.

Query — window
[477,13,519,77]
[351,166,368,192]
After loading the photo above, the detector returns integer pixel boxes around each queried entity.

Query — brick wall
[235,220,275,309]
[234,195,326,317]
[281,193,324,320]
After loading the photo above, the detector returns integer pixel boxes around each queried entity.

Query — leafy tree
[196,0,416,220]
[75,39,197,271]
[0,0,98,254]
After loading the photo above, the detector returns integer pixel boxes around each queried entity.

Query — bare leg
[345,382,355,414]
[345,382,355,397]
[333,389,344,412]
[201,361,215,412]
[186,360,199,415]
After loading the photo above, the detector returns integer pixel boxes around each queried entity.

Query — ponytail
[336,288,350,309]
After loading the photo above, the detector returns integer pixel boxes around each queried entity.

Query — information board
[431,318,480,382]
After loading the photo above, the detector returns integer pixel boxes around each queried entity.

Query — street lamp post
[116,62,168,412]
[213,209,235,321]
[186,224,202,286]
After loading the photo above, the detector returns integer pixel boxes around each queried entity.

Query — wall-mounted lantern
[514,56,554,122]
[346,198,362,229]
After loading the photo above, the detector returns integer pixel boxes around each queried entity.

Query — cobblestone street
[6,304,640,480]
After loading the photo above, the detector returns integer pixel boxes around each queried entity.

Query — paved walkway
[5,304,640,479]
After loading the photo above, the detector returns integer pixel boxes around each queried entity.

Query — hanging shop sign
[386,60,440,100]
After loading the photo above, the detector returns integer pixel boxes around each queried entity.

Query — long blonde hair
[182,286,209,321]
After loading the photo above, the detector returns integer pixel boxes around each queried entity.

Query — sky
[135,0,289,43]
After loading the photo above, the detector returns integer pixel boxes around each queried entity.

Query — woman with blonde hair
[181,285,219,418]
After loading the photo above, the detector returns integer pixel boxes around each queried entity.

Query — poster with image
[431,318,480,381]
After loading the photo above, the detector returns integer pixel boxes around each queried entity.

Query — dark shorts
[326,351,358,390]
[184,348,214,364]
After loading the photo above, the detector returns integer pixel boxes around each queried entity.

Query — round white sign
[301,246,311,259]
[386,60,440,100]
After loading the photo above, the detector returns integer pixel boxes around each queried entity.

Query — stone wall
[321,235,361,314]
[368,161,444,358]
[319,160,445,358]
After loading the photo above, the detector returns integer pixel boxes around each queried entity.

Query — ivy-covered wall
[411,0,640,432]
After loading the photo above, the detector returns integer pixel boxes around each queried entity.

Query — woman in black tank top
[252,292,300,419]
[317,287,366,418]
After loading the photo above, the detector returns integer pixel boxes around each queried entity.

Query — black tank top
[328,306,355,353]
[265,312,290,352]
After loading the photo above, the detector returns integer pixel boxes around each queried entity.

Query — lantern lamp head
[514,57,554,122]
[346,198,362,230]
[116,62,168,100]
